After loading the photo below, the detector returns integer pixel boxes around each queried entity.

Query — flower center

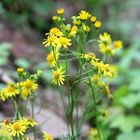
[13,123,21,131]
[7,86,15,92]
[54,72,60,80]
[25,80,33,89]
[59,37,67,45]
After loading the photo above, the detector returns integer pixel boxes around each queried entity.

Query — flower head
[52,16,58,21]
[57,8,64,15]
[79,10,91,20]
[113,40,123,49]
[47,50,60,67]
[43,36,58,47]
[23,79,38,93]
[8,120,27,137]
[91,16,96,23]
[52,67,65,86]
[58,37,71,48]
[69,25,78,37]
[99,32,111,47]
[94,20,102,29]
[49,27,63,37]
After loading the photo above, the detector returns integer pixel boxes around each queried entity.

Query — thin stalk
[31,98,37,140]
[88,78,102,140]
[65,49,74,138]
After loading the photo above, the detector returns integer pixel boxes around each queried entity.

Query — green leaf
[117,131,140,140]
[110,115,140,132]
[129,77,140,91]
[113,85,128,105]
[121,92,140,109]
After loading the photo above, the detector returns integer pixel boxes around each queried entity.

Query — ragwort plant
[42,8,123,140]
[0,69,53,140]
[0,8,123,140]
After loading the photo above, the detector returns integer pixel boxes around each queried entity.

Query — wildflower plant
[0,68,46,140]
[43,8,122,140]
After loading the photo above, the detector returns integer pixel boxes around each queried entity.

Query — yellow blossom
[52,67,65,86]
[21,88,30,99]
[8,120,27,137]
[94,20,102,29]
[79,10,91,20]
[24,79,38,92]
[48,27,63,37]
[17,67,24,73]
[99,32,111,47]
[58,37,71,48]
[0,88,8,101]
[52,16,58,21]
[73,19,81,26]
[69,25,78,37]
[47,50,60,67]
[43,36,58,47]
[82,24,90,32]
[57,8,64,15]
[113,40,123,49]
[91,16,96,23]
[99,45,114,55]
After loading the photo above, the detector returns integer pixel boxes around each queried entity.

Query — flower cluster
[43,9,104,87]
[42,9,123,139]
[0,117,36,139]
[0,68,42,101]
[98,32,123,55]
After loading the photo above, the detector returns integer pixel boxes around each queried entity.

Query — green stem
[65,49,74,138]
[31,98,37,140]
[88,78,102,140]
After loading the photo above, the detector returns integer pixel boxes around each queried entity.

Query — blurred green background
[0,0,140,140]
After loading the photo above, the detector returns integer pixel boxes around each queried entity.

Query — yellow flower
[94,20,102,29]
[57,8,64,14]
[43,132,53,140]
[113,40,123,49]
[91,16,96,23]
[21,118,37,128]
[52,16,58,21]
[47,50,60,67]
[48,27,63,37]
[21,88,30,99]
[79,10,91,20]
[88,127,102,140]
[99,45,114,55]
[0,120,10,129]
[81,52,96,60]
[8,120,27,137]
[17,67,24,73]
[73,19,81,26]
[0,88,8,101]
[58,37,71,48]
[99,32,111,46]
[52,67,65,86]
[8,83,19,96]
[69,25,78,37]
[43,36,58,47]
[82,24,90,32]
[24,79,38,92]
